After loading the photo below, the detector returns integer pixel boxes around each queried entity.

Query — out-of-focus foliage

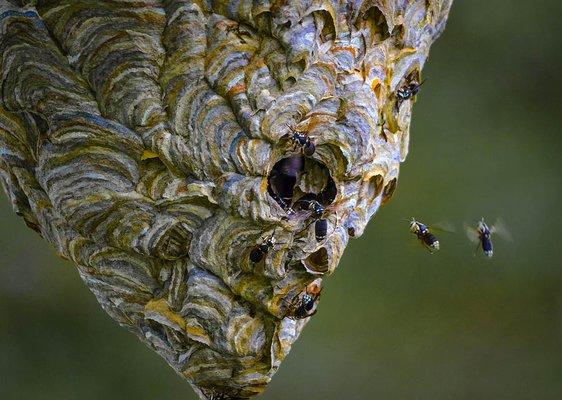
[0,1,560,399]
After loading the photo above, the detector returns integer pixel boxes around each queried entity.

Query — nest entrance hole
[381,178,397,206]
[360,6,390,42]
[304,247,329,274]
[267,156,337,212]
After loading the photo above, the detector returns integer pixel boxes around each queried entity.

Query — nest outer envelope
[0,1,452,398]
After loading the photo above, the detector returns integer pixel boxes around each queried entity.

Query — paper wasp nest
[0,1,451,398]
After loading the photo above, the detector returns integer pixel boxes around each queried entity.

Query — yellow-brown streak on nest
[0,1,453,399]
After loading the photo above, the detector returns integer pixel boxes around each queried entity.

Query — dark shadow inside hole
[268,156,337,211]
[296,59,307,74]
[254,9,271,17]
[26,112,51,150]
[362,6,390,42]
[284,76,297,89]
[381,178,397,206]
[281,20,292,29]
[401,68,421,89]
[313,10,336,40]
[251,13,273,44]
[407,68,421,83]
[319,175,337,205]
[30,112,49,136]
[390,23,405,40]
[142,319,168,342]
[268,156,304,209]
[305,247,329,273]
[367,174,384,199]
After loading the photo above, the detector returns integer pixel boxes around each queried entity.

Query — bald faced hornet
[476,219,493,257]
[291,131,316,156]
[409,217,440,253]
[395,78,425,110]
[299,197,325,219]
[288,279,322,319]
[286,125,316,156]
[465,218,512,258]
[249,231,280,263]
[293,196,331,242]
[314,218,328,241]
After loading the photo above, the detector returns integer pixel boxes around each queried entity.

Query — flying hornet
[465,218,512,257]
[408,217,448,254]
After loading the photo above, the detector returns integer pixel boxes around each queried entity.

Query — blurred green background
[1,1,560,399]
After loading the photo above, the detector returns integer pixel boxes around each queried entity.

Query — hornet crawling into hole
[287,279,322,319]
[287,124,316,156]
[293,195,337,243]
[395,77,425,111]
[249,230,284,264]
[292,177,339,242]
